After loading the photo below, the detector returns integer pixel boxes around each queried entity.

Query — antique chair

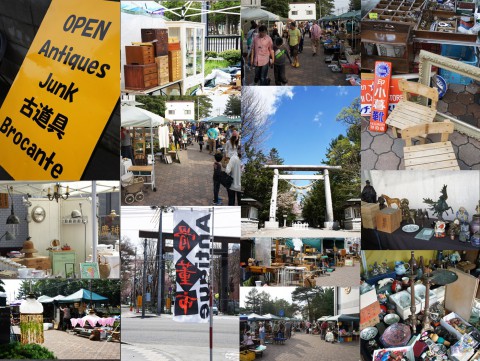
[386,79,439,140]
[402,120,459,170]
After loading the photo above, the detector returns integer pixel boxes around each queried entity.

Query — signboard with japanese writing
[173,209,212,323]
[361,77,403,117]
[368,62,392,133]
[0,0,119,180]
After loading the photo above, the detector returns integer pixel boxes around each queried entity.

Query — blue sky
[261,86,359,166]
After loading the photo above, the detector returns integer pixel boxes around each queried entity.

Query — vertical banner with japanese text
[369,61,392,133]
[173,209,212,323]
[0,0,119,180]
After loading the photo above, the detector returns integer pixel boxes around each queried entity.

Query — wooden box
[376,207,402,233]
[15,256,51,270]
[361,201,380,229]
[168,50,182,82]
[155,56,170,85]
[141,28,169,56]
[125,45,155,65]
[124,64,158,90]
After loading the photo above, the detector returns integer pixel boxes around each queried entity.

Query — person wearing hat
[361,180,377,204]
[288,21,301,68]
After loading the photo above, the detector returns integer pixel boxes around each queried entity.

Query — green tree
[161,1,202,22]
[316,0,335,18]
[244,288,261,313]
[210,1,240,35]
[349,0,361,11]
[242,147,296,224]
[261,0,290,18]
[292,287,324,322]
[224,94,241,116]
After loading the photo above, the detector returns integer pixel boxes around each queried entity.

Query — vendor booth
[361,250,480,361]
[0,182,120,279]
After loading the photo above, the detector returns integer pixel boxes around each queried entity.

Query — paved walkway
[122,144,229,206]
[261,332,359,361]
[27,329,120,360]
[315,261,360,287]
[361,81,480,170]
[244,36,350,86]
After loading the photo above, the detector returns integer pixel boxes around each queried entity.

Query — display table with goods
[360,251,480,361]
[361,189,480,250]
[361,0,480,73]
[122,21,204,95]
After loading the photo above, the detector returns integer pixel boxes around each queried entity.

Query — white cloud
[336,86,349,96]
[249,86,295,116]
[313,111,323,126]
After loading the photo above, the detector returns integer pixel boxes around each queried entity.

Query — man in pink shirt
[310,21,322,56]
[250,25,274,85]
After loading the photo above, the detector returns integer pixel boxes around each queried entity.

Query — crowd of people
[246,18,354,86]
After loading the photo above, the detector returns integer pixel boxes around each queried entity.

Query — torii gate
[264,165,342,229]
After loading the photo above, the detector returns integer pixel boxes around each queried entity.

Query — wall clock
[31,206,46,223]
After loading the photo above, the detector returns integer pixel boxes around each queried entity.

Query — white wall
[165,101,195,122]
[27,198,95,273]
[363,170,480,221]
[337,287,359,315]
[289,3,317,22]
[241,0,261,6]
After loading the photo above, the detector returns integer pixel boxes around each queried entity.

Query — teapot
[394,261,410,276]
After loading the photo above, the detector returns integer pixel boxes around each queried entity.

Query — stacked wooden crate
[168,49,182,82]
[141,28,173,85]
[124,44,158,90]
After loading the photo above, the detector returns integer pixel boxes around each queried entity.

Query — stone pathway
[262,332,359,361]
[361,83,480,170]
[42,329,120,360]
[121,144,229,206]
[315,261,360,287]
[244,36,352,86]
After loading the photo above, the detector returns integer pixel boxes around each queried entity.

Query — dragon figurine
[423,185,454,221]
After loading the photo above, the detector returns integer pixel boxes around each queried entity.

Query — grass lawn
[205,59,231,76]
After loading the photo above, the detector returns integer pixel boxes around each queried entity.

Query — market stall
[361,250,480,361]
[0,182,120,279]
[121,3,206,95]
[361,171,480,250]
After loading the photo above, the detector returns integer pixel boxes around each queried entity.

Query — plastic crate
[439,45,478,85]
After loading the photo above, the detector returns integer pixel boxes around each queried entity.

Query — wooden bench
[402,121,459,170]
[386,79,438,140]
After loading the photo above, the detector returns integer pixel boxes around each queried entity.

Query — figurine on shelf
[400,198,411,222]
[449,251,461,265]
[448,219,460,240]
[423,185,453,221]
[456,207,469,223]
[370,261,380,276]
[380,260,389,274]
[361,180,377,203]
[434,220,446,238]
[378,196,387,210]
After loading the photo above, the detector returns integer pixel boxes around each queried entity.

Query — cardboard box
[376,208,402,233]
[389,290,422,320]
[361,201,380,229]
[441,312,472,341]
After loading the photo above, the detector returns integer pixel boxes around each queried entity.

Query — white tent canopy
[121,105,165,128]
[247,313,268,321]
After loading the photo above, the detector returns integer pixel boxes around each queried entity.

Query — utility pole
[142,238,148,318]
[156,210,164,315]
[133,247,137,311]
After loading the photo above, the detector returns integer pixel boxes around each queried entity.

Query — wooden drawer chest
[13,256,51,270]
[49,251,76,277]
[155,56,170,85]
[124,63,158,90]
[168,50,182,82]
[141,28,168,56]
[125,45,155,65]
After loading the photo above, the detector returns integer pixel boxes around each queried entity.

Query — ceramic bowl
[360,326,378,341]
[380,323,411,347]
[402,224,420,233]
[384,313,400,325]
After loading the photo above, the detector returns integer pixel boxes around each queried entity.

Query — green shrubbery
[0,342,57,359]
[219,50,241,65]
[205,51,218,59]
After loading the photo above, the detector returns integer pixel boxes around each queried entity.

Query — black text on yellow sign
[0,0,119,180]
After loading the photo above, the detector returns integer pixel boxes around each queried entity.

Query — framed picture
[80,262,100,279]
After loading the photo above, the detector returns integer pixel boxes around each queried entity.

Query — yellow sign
[0,0,119,180]
[137,295,143,308]
[369,13,378,19]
